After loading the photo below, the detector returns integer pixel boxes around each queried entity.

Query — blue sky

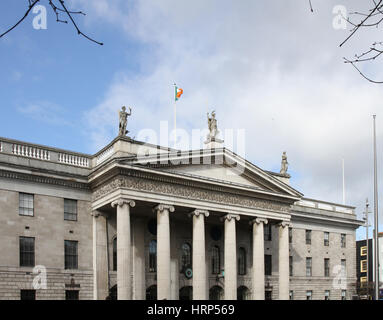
[1,1,383,240]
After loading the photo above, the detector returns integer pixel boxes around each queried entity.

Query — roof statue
[118,106,132,136]
[205,110,223,148]
[280,151,289,176]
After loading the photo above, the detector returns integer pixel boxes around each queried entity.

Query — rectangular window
[20,290,36,300]
[341,234,346,248]
[19,236,35,267]
[360,259,367,273]
[361,246,367,256]
[324,232,329,246]
[306,230,311,245]
[341,290,346,300]
[341,259,346,275]
[19,193,34,216]
[289,227,292,244]
[324,290,330,300]
[64,199,77,221]
[306,290,312,300]
[360,276,367,285]
[65,290,79,300]
[324,258,330,277]
[264,224,272,241]
[289,256,293,276]
[265,254,272,275]
[306,257,312,277]
[65,240,78,269]
[289,290,294,300]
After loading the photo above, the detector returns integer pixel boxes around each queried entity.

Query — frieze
[92,176,290,213]
[0,169,90,190]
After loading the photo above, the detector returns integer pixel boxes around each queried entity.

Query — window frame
[306,290,312,300]
[306,257,312,277]
[305,230,312,245]
[181,242,192,272]
[360,259,367,273]
[238,247,247,276]
[264,224,272,241]
[19,193,34,217]
[324,258,330,277]
[149,239,157,273]
[341,233,346,248]
[19,236,35,267]
[265,254,272,276]
[65,290,79,300]
[64,240,78,270]
[211,245,221,275]
[361,246,367,256]
[64,199,78,221]
[324,232,329,246]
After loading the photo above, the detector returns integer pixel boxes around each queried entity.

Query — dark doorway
[179,286,193,300]
[146,285,157,300]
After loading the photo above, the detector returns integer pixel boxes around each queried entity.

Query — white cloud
[75,0,383,237]
[17,101,71,126]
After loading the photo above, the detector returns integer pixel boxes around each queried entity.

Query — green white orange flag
[175,86,183,101]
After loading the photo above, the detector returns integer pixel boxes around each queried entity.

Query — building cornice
[0,169,90,191]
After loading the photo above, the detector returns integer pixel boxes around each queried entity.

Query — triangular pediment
[122,148,303,199]
[159,163,266,189]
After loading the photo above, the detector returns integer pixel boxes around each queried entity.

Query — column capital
[91,210,107,218]
[278,221,291,228]
[111,198,136,208]
[189,209,209,218]
[220,213,240,222]
[250,217,268,225]
[153,204,175,213]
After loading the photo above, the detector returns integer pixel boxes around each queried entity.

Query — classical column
[154,204,175,300]
[92,210,109,300]
[190,209,209,300]
[111,199,136,300]
[133,219,146,300]
[222,213,240,300]
[251,217,268,300]
[278,221,290,300]
[170,220,179,300]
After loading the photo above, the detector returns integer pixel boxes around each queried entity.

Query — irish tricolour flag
[175,86,183,101]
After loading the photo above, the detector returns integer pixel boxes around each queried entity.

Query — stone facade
[0,136,363,300]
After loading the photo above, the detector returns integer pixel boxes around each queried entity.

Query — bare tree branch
[0,0,40,38]
[0,0,103,45]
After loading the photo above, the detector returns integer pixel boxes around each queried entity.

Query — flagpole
[342,158,345,205]
[373,114,380,300]
[174,99,177,148]
[173,83,177,149]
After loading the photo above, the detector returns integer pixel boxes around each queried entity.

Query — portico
[90,145,301,300]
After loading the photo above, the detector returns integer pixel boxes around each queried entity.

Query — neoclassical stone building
[0,127,362,300]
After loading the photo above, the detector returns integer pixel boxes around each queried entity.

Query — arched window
[209,285,224,300]
[113,237,117,271]
[149,240,157,272]
[238,247,246,275]
[181,243,192,271]
[211,245,220,274]
[237,286,250,300]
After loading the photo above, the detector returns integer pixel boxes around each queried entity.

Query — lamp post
[372,115,380,300]
[363,199,370,298]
